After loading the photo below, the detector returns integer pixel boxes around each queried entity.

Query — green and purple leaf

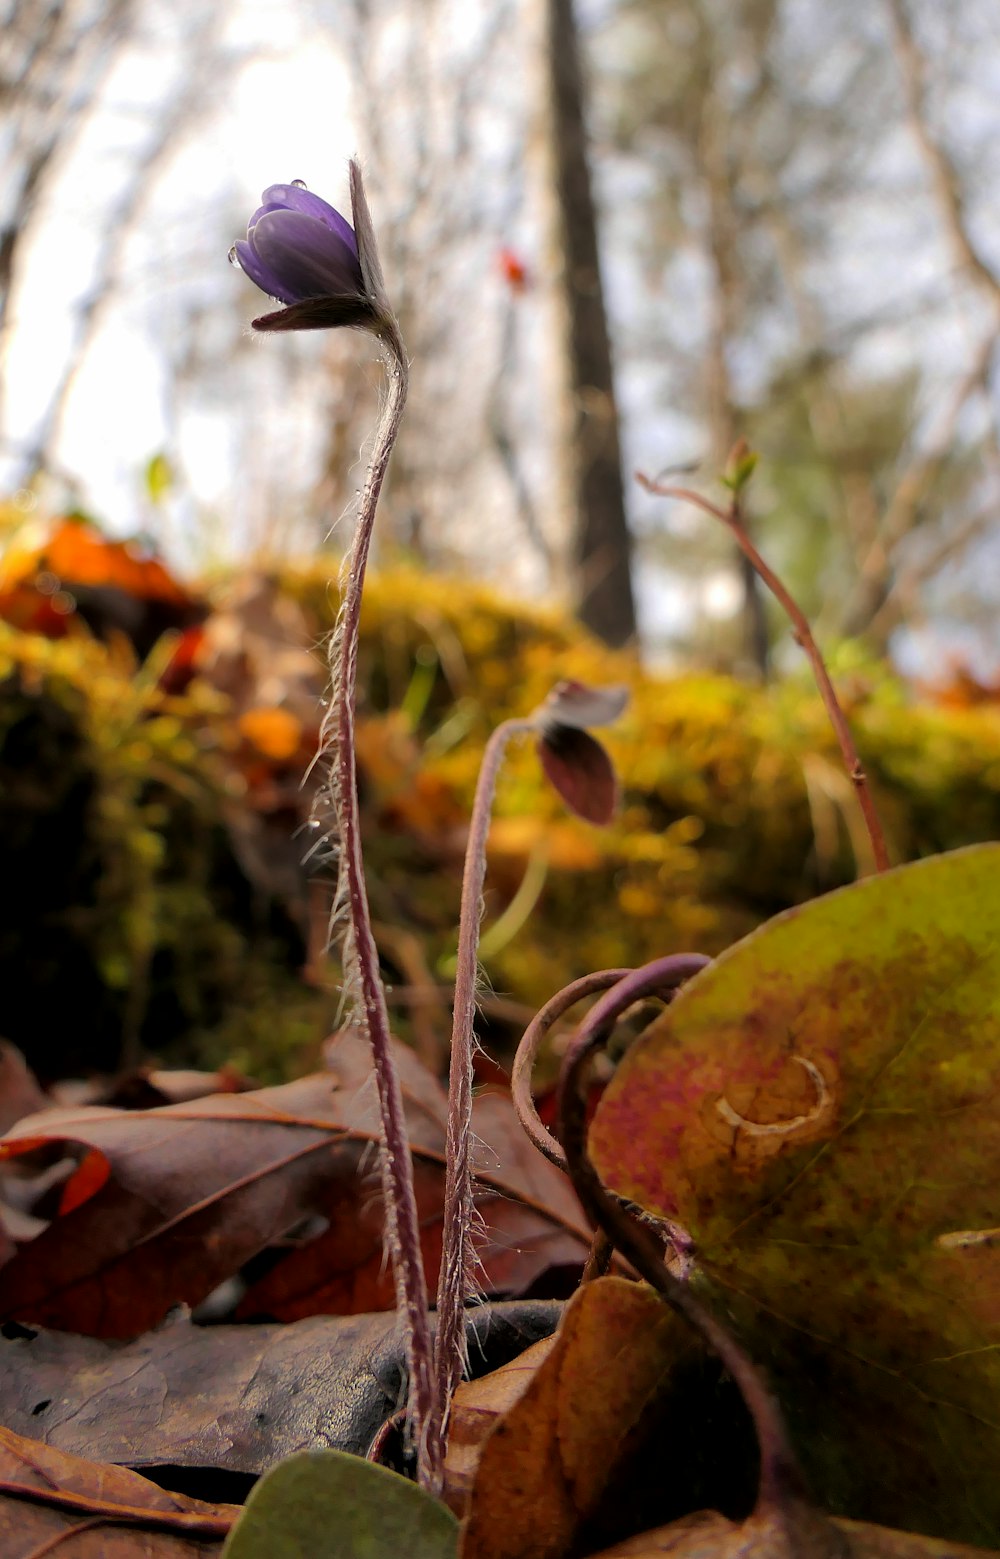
[591,844,1000,1545]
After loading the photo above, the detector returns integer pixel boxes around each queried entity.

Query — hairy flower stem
[330,323,434,1484]
[638,475,891,875]
[428,716,533,1479]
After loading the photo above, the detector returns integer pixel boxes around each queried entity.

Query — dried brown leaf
[587,1509,1000,1559]
[0,1033,588,1336]
[443,1335,557,1515]
[0,1303,562,1476]
[0,1422,235,1556]
[236,1088,588,1321]
[458,1276,747,1559]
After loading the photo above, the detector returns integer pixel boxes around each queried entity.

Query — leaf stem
[429,716,533,1481]
[554,956,806,1513]
[637,475,891,874]
[510,968,633,1170]
[329,321,434,1483]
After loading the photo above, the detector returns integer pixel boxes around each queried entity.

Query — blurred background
[3,0,999,670]
[3,0,1000,1085]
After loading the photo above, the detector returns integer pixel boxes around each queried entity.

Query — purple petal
[257,184,358,254]
[248,210,364,303]
[247,199,289,233]
[232,238,299,305]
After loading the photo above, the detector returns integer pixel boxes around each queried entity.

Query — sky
[2,0,353,533]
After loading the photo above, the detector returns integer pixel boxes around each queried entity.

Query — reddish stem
[330,326,435,1484]
[429,716,532,1477]
[637,474,891,875]
[510,967,633,1170]
[554,956,806,1512]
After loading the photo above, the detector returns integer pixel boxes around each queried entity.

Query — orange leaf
[443,1334,556,1514]
[459,1276,733,1559]
[238,706,304,761]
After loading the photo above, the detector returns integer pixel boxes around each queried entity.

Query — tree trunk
[541,0,636,647]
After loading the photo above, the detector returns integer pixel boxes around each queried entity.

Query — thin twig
[580,1227,614,1283]
[638,474,891,874]
[884,0,1000,305]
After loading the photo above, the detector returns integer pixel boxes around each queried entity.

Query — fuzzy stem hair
[325,318,435,1484]
[428,716,533,1474]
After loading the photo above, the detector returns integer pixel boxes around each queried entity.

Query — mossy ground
[3,561,998,1083]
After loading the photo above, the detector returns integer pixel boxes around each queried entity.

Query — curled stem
[329,321,435,1484]
[511,967,633,1170]
[511,958,709,1171]
[555,956,807,1513]
[513,958,707,1286]
[429,716,533,1480]
[637,474,891,875]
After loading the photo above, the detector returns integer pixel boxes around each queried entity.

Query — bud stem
[428,717,534,1476]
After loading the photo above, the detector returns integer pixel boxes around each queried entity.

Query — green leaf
[221,1448,458,1559]
[720,448,758,492]
[144,451,173,504]
[590,844,1000,1545]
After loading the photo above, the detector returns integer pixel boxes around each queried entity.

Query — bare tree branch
[885,0,1000,305]
[22,7,236,480]
[840,320,1000,635]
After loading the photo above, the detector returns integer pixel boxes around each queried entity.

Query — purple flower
[231,168,390,334]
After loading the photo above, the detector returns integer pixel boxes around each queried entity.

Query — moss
[0,625,314,1078]
[4,566,1000,1080]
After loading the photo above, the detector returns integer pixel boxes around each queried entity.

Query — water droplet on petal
[228,245,239,266]
[291,178,307,189]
